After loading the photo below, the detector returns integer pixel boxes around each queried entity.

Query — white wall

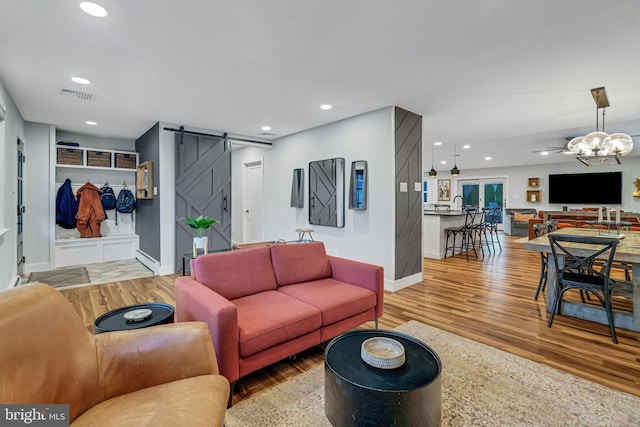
[262,107,396,282]
[23,122,53,273]
[443,157,640,212]
[158,123,177,275]
[0,78,25,289]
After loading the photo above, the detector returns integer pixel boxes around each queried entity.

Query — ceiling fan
[531,137,575,154]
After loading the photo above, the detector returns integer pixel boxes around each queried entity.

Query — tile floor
[25,259,155,290]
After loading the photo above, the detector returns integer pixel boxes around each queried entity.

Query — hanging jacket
[76,182,106,238]
[55,178,78,229]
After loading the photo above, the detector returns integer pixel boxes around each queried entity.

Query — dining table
[525,227,640,332]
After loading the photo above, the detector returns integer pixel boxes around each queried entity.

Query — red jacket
[76,183,106,238]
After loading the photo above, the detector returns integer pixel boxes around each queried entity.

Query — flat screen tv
[548,171,622,205]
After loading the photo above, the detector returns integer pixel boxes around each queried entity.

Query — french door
[457,178,505,225]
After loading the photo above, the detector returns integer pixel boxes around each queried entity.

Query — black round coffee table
[324,329,442,427]
[93,302,174,334]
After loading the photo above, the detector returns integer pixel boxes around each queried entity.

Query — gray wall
[394,107,423,280]
[135,122,161,261]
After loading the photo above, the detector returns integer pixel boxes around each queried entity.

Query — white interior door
[244,162,263,243]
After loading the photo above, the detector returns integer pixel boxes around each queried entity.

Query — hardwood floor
[59,234,640,405]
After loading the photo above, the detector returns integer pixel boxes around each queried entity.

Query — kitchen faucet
[453,195,465,210]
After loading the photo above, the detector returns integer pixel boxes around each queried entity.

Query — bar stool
[472,208,492,257]
[485,207,502,252]
[295,228,314,242]
[444,208,478,261]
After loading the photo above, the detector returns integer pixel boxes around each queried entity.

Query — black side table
[94,303,174,334]
[182,248,231,276]
[324,330,442,427]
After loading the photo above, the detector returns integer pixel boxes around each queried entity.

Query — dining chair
[547,234,619,343]
[532,222,550,300]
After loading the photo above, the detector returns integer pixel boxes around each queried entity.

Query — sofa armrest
[504,214,515,235]
[174,276,239,383]
[328,256,384,319]
[95,322,224,401]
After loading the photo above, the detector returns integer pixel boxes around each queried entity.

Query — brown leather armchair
[0,283,229,426]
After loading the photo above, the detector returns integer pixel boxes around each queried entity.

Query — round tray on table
[93,302,174,334]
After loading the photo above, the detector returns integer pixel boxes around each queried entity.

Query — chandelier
[566,87,633,166]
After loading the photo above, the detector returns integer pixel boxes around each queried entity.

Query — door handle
[223,193,228,211]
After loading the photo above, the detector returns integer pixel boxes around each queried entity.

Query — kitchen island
[423,210,467,259]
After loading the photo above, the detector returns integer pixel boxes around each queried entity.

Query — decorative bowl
[123,308,152,322]
[361,336,406,369]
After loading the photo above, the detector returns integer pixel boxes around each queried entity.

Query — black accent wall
[135,122,161,261]
[394,107,423,280]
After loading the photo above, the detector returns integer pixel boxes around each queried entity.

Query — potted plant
[181,215,220,255]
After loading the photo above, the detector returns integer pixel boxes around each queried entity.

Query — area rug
[27,267,90,288]
[225,320,640,426]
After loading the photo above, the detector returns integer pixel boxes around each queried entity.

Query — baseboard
[422,249,442,259]
[159,265,175,276]
[24,262,51,275]
[384,272,422,292]
[135,250,160,275]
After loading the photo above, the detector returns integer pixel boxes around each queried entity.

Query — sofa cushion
[270,242,332,286]
[233,291,322,358]
[513,212,535,222]
[191,246,277,300]
[278,278,376,326]
[72,375,229,427]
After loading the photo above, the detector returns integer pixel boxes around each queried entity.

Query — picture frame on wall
[438,179,451,201]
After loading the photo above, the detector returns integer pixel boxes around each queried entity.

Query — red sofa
[174,241,384,385]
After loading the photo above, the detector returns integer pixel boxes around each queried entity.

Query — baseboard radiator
[135,250,160,275]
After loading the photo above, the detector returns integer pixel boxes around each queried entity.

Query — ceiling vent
[260,132,276,136]
[61,88,95,101]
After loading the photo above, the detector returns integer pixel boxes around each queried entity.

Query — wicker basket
[57,148,83,166]
[115,152,137,169]
[87,150,112,168]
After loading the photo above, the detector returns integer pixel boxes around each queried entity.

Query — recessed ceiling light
[261,126,271,131]
[463,145,471,149]
[484,156,492,161]
[72,77,90,85]
[320,104,332,110]
[86,121,97,125]
[541,151,549,156]
[440,161,447,165]
[80,2,108,17]
[434,141,443,146]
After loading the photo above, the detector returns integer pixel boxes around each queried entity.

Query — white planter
[192,236,208,257]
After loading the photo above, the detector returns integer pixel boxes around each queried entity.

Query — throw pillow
[513,212,535,222]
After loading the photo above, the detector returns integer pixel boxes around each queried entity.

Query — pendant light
[428,144,437,177]
[450,144,460,176]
